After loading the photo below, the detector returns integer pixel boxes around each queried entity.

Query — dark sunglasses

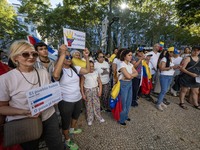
[20,51,39,58]
[98,56,105,58]
[66,55,72,60]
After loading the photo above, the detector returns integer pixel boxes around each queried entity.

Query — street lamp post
[107,1,128,54]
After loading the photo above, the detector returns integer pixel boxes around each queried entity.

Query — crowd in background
[0,40,200,150]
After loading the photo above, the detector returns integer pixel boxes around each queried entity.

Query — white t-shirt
[118,61,133,81]
[172,56,183,65]
[172,56,183,75]
[113,58,122,72]
[83,71,98,88]
[160,57,175,76]
[149,51,160,75]
[60,66,82,102]
[94,61,110,84]
[0,68,55,122]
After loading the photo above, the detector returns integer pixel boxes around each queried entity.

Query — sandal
[193,105,200,110]
[179,103,188,110]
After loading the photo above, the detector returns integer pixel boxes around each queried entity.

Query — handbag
[111,80,120,99]
[3,68,43,147]
[3,118,42,147]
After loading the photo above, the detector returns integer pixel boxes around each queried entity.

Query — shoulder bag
[3,68,43,147]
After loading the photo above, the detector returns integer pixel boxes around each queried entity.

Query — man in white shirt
[149,43,160,78]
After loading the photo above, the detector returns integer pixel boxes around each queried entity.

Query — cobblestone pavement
[40,94,200,150]
[75,94,200,150]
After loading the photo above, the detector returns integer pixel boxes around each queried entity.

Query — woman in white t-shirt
[81,61,105,126]
[94,52,111,111]
[53,46,90,150]
[156,47,179,111]
[0,40,64,150]
[112,49,125,84]
[118,50,138,126]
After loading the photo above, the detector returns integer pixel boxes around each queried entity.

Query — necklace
[64,68,73,77]
[17,68,39,85]
[39,57,50,63]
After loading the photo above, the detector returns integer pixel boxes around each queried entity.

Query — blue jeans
[119,80,132,123]
[157,75,173,105]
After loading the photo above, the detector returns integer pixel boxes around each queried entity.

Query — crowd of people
[0,40,200,150]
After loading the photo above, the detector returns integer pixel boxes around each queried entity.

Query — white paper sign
[63,28,86,49]
[26,82,62,116]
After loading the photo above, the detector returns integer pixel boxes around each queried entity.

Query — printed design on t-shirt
[101,68,109,76]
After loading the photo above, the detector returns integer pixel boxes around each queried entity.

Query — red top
[0,62,10,76]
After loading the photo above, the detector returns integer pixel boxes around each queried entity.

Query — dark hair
[120,49,132,61]
[34,42,47,51]
[192,46,200,51]
[116,48,126,59]
[161,51,170,68]
[157,50,167,69]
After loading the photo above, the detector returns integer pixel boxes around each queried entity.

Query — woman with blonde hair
[0,40,64,150]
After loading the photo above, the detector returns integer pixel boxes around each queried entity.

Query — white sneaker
[171,88,177,97]
[161,102,167,108]
[156,104,163,111]
[100,118,105,123]
[88,121,92,126]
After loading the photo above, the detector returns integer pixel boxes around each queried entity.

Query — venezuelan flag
[141,60,152,95]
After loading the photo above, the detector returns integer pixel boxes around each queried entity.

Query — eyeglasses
[98,56,105,58]
[20,51,39,58]
[66,55,72,60]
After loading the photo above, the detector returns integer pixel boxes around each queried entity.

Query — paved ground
[40,94,200,150]
[74,94,200,150]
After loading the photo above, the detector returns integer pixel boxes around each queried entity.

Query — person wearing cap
[131,47,145,106]
[170,49,183,96]
[179,46,200,110]
[156,47,179,111]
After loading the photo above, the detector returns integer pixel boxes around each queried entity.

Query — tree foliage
[176,0,200,27]
[0,0,27,49]
[2,0,199,51]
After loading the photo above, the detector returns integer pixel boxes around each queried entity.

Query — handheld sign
[63,28,86,50]
[26,82,62,116]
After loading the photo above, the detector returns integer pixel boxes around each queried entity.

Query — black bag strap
[186,56,200,70]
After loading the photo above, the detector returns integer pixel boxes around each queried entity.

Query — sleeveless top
[179,56,200,88]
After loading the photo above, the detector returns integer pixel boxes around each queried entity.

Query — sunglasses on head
[65,55,72,60]
[20,51,39,58]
